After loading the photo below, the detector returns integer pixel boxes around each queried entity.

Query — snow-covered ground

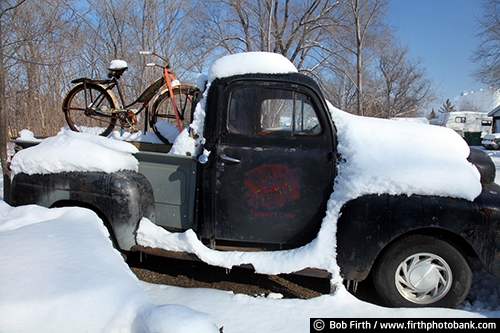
[1,52,500,332]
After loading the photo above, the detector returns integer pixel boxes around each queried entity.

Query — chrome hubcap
[395,252,452,305]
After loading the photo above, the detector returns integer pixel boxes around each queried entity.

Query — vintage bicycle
[62,51,199,144]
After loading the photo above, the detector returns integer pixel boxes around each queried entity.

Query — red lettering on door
[244,164,300,210]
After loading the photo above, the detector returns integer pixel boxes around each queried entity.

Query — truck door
[211,78,336,248]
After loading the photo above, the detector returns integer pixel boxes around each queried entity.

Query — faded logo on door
[244,164,300,211]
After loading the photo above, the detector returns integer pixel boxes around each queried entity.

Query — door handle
[220,154,241,163]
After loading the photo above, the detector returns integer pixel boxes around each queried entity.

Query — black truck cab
[198,73,337,249]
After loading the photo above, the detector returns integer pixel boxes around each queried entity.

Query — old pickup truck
[9,52,500,309]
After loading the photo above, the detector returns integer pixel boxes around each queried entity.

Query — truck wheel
[372,234,472,308]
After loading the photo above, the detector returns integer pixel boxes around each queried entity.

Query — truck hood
[328,103,482,202]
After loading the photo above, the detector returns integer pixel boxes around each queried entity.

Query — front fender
[337,187,500,281]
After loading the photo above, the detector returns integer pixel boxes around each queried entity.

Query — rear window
[228,87,321,136]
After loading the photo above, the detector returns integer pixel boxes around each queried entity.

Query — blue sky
[388,0,484,110]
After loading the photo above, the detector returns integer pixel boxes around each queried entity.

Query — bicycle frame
[141,51,185,132]
[108,52,185,132]
[163,67,183,131]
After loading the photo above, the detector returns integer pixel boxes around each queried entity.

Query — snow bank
[142,283,485,333]
[0,202,220,333]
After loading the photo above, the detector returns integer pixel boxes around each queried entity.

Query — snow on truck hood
[329,103,481,202]
[10,52,482,276]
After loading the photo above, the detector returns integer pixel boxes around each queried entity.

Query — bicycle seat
[108,60,128,71]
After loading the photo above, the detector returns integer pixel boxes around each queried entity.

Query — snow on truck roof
[207,52,298,83]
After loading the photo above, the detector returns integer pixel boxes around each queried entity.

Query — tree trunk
[0,21,11,203]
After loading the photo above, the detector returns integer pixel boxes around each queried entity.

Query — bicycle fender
[66,81,120,107]
[71,77,113,85]
[150,84,198,108]
[137,77,166,103]
[149,86,171,107]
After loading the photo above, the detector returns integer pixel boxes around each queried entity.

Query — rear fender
[10,171,155,251]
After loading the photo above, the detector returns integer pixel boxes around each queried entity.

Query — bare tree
[5,0,78,138]
[320,63,359,112]
[332,0,390,116]
[1,0,201,141]
[372,45,435,118]
[193,0,342,72]
[471,0,500,88]
[1,0,28,203]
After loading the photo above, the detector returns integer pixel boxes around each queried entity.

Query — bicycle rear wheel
[62,82,118,136]
[150,85,198,144]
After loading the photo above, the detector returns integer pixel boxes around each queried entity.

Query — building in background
[454,87,500,112]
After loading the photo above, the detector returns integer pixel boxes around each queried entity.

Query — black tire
[62,83,118,136]
[150,85,198,144]
[372,234,472,308]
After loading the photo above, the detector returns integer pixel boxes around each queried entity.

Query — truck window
[228,87,321,136]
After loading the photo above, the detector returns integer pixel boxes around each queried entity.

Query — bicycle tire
[62,82,118,136]
[150,85,198,144]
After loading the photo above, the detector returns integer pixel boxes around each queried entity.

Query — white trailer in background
[430,111,492,138]
[430,111,492,146]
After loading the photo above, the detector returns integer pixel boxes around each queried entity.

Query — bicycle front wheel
[150,85,198,144]
[62,82,118,136]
